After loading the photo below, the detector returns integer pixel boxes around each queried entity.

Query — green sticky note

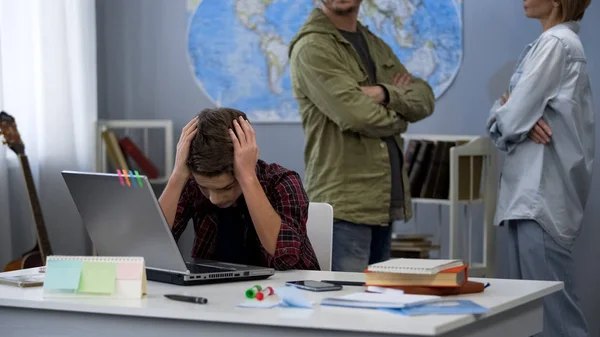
[78,261,117,294]
[43,260,82,292]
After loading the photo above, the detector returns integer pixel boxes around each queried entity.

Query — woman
[487,0,593,336]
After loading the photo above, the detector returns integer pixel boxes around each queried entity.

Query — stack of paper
[321,292,441,309]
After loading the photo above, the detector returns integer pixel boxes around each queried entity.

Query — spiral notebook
[43,255,147,299]
[367,258,464,275]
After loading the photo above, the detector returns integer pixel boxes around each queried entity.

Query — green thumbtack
[245,285,262,299]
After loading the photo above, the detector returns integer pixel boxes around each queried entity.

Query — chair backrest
[305,202,333,271]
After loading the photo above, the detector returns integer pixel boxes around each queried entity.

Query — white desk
[0,270,561,337]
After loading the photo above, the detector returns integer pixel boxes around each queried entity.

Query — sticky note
[78,261,117,294]
[115,279,143,299]
[116,262,142,280]
[43,260,82,291]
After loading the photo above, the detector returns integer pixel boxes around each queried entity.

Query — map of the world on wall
[186,0,463,122]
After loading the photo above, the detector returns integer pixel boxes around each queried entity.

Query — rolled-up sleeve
[487,36,567,152]
[260,172,309,270]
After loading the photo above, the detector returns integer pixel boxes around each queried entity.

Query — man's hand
[393,72,412,88]
[173,116,198,179]
[360,86,386,103]
[529,119,552,144]
[229,117,259,183]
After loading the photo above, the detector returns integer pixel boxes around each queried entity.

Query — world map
[187,0,463,122]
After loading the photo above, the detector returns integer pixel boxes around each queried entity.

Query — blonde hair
[557,0,591,21]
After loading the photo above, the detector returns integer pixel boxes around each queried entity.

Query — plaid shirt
[171,160,320,271]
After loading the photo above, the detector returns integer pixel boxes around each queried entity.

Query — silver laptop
[61,171,274,286]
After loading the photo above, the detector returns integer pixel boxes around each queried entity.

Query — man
[158,107,320,271]
[289,0,435,272]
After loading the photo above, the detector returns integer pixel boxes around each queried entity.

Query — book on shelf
[404,138,483,200]
[102,130,130,172]
[101,130,160,179]
[118,137,159,179]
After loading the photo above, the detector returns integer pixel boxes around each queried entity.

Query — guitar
[0,111,53,271]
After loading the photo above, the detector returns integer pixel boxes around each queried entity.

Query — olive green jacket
[288,9,435,225]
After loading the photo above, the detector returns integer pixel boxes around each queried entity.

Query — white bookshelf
[403,134,498,277]
[95,120,174,184]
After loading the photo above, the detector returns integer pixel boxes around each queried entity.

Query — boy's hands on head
[229,117,259,184]
[173,116,198,180]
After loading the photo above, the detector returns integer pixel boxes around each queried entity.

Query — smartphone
[285,280,343,292]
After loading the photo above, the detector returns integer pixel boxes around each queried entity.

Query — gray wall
[96,1,600,335]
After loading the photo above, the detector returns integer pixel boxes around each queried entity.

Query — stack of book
[101,130,159,179]
[404,139,483,200]
[390,233,440,259]
[364,258,486,296]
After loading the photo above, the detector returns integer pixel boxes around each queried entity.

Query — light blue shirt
[487,22,595,248]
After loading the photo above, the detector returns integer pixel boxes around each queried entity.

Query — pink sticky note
[116,262,142,280]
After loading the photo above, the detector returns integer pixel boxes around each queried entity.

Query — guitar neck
[18,154,53,259]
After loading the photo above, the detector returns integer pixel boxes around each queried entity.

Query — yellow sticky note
[78,261,117,294]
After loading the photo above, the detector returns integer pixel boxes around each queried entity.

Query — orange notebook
[365,265,468,288]
[375,281,487,297]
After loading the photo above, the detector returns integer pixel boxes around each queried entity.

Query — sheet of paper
[366,286,404,295]
[43,260,82,291]
[237,301,280,309]
[321,292,440,309]
[381,300,488,316]
[78,261,117,294]
[338,292,438,304]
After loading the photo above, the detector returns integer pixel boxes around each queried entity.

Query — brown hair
[186,107,248,177]
[557,0,591,22]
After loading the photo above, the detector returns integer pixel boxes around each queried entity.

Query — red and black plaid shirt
[171,160,320,271]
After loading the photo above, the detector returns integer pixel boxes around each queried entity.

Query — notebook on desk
[367,258,464,275]
[62,171,274,286]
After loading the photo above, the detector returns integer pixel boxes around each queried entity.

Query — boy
[159,107,320,271]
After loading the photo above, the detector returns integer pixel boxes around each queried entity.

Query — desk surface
[0,270,562,336]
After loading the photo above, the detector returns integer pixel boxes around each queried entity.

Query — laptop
[61,171,274,286]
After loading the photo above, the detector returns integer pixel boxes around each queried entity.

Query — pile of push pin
[245,285,275,301]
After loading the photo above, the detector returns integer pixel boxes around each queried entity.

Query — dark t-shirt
[213,200,261,266]
[339,29,404,219]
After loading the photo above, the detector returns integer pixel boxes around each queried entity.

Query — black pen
[164,294,208,304]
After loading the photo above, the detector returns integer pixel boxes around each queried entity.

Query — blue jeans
[331,219,392,272]
[506,219,588,337]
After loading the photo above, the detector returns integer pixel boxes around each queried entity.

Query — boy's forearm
[158,172,189,229]
[238,174,281,255]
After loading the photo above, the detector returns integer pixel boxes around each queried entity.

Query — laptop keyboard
[185,262,236,274]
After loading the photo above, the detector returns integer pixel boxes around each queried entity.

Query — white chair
[306,202,334,271]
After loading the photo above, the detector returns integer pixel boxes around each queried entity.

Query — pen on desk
[485,283,491,288]
[164,294,208,304]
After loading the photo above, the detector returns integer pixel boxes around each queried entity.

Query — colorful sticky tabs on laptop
[117,169,125,186]
[43,260,83,292]
[133,170,143,187]
[78,261,117,294]
[122,169,131,186]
